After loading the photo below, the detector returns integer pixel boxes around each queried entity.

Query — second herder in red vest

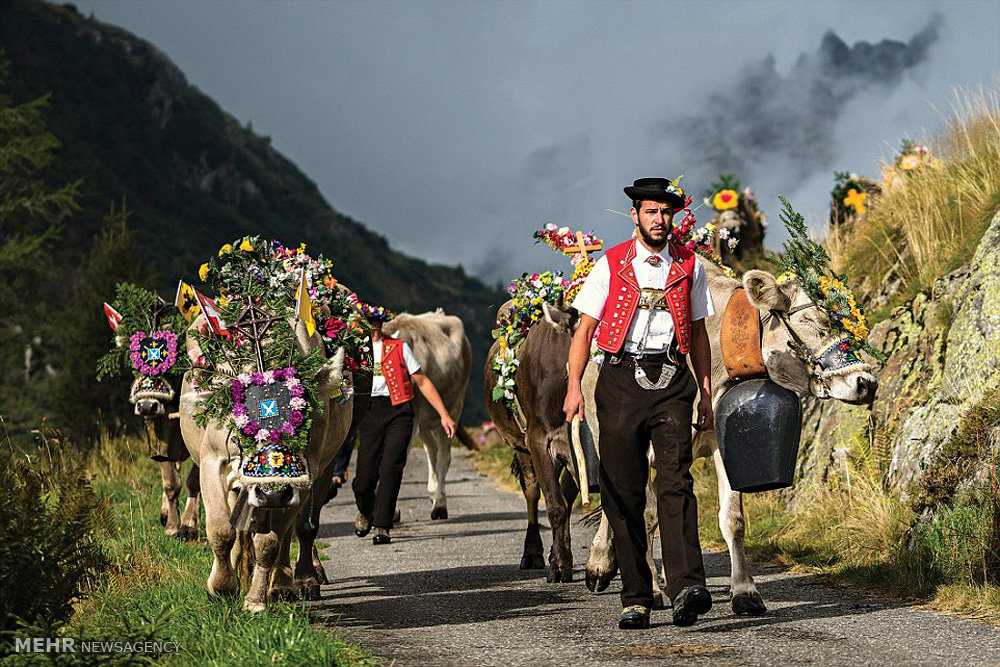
[352,303,457,546]
[564,178,716,630]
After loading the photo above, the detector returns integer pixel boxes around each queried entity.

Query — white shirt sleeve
[571,255,611,320]
[401,342,422,375]
[689,258,716,322]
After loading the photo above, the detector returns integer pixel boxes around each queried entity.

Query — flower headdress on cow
[829,171,880,226]
[97,283,190,405]
[191,235,343,487]
[882,139,941,192]
[773,197,884,362]
[702,174,764,252]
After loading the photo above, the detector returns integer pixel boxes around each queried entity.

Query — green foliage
[705,173,741,199]
[0,445,110,638]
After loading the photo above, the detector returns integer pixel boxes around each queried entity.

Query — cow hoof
[314,565,329,585]
[431,507,448,520]
[300,583,322,601]
[585,564,618,592]
[269,587,298,603]
[393,508,402,523]
[177,527,198,541]
[243,600,266,614]
[732,592,767,616]
[546,565,573,583]
[520,554,545,570]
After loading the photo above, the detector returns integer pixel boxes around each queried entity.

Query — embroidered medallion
[230,367,309,449]
[817,339,865,372]
[241,442,309,484]
[129,330,179,376]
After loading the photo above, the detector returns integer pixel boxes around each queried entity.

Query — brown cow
[484,301,580,582]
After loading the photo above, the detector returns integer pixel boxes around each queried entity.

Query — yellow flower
[843,188,867,215]
[298,243,307,255]
[218,295,229,308]
[218,243,233,257]
[900,154,921,171]
[712,189,739,211]
[776,271,797,284]
[239,239,254,252]
[199,263,209,281]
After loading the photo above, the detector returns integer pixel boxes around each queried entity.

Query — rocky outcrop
[791,210,1000,502]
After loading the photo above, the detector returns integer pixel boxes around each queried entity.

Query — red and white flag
[103,302,122,331]
[194,290,228,336]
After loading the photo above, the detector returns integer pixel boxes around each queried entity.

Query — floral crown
[358,302,395,322]
[773,197,884,361]
[97,283,189,383]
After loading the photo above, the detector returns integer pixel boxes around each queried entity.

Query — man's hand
[563,387,584,423]
[695,395,714,431]
[440,414,457,439]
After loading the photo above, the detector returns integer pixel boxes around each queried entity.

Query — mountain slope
[0,0,504,422]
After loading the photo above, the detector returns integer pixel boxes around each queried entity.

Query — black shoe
[618,605,651,630]
[672,585,713,627]
[372,533,391,545]
[354,512,372,538]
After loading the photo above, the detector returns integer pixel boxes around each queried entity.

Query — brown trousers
[595,355,705,608]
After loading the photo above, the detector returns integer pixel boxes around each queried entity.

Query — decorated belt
[637,288,668,310]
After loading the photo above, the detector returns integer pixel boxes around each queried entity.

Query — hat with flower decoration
[358,302,395,322]
[624,177,686,209]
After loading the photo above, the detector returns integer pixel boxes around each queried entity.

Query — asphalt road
[315,448,1000,666]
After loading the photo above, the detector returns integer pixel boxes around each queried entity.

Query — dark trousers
[595,355,705,608]
[352,396,415,529]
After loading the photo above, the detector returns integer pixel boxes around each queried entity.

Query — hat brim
[624,186,686,209]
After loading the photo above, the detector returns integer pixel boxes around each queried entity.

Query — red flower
[324,318,346,336]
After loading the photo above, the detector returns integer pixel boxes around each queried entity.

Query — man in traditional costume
[564,178,716,629]
[352,303,457,545]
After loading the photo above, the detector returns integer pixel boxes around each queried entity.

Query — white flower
[727,238,739,251]
[718,227,730,240]
[557,226,570,235]
[545,223,557,231]
[254,428,270,442]
[290,397,307,409]
[237,372,252,384]
[234,414,250,428]
[285,377,301,389]
[263,370,276,384]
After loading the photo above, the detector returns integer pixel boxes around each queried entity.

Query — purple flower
[269,430,282,444]
[251,372,265,385]
[290,385,305,398]
[281,422,295,435]
[232,404,247,417]
[288,411,305,427]
[242,422,257,436]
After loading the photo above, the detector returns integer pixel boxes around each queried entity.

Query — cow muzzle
[249,484,300,509]
[134,399,166,417]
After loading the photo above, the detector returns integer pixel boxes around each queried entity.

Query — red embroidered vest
[380,337,415,406]
[595,239,697,355]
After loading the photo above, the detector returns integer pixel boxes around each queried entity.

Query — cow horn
[571,414,590,507]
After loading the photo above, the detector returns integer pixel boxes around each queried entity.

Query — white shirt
[371,339,422,397]
[571,240,715,353]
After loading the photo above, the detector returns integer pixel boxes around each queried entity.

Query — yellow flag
[174,280,201,322]
[296,271,316,336]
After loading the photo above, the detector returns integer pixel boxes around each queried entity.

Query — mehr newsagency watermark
[14,637,181,655]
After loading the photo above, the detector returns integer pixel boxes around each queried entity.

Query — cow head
[744,270,878,405]
[542,301,579,337]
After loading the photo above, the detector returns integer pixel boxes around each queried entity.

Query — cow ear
[743,270,791,312]
[541,301,573,335]
[314,348,345,397]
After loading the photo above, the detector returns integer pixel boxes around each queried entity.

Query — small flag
[295,271,316,336]
[194,290,228,336]
[103,302,122,331]
[174,280,201,322]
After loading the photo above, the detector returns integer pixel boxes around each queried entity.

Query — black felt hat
[624,177,687,209]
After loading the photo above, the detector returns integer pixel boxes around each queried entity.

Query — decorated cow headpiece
[97,283,189,406]
[357,302,395,323]
[829,171,880,226]
[773,197,884,363]
[191,235,355,488]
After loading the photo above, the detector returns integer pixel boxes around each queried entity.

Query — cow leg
[514,449,545,570]
[585,511,618,592]
[644,481,665,609]
[178,463,201,541]
[201,456,238,597]
[527,429,572,583]
[423,429,451,520]
[158,461,182,537]
[268,516,298,603]
[713,448,766,615]
[294,483,327,600]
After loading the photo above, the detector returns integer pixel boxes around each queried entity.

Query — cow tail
[509,453,525,489]
[455,425,482,451]
[236,529,254,591]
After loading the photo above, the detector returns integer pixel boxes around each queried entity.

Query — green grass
[34,436,374,666]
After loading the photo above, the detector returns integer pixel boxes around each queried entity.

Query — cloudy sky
[74,0,1000,284]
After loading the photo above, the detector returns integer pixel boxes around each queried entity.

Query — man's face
[630,200,674,248]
